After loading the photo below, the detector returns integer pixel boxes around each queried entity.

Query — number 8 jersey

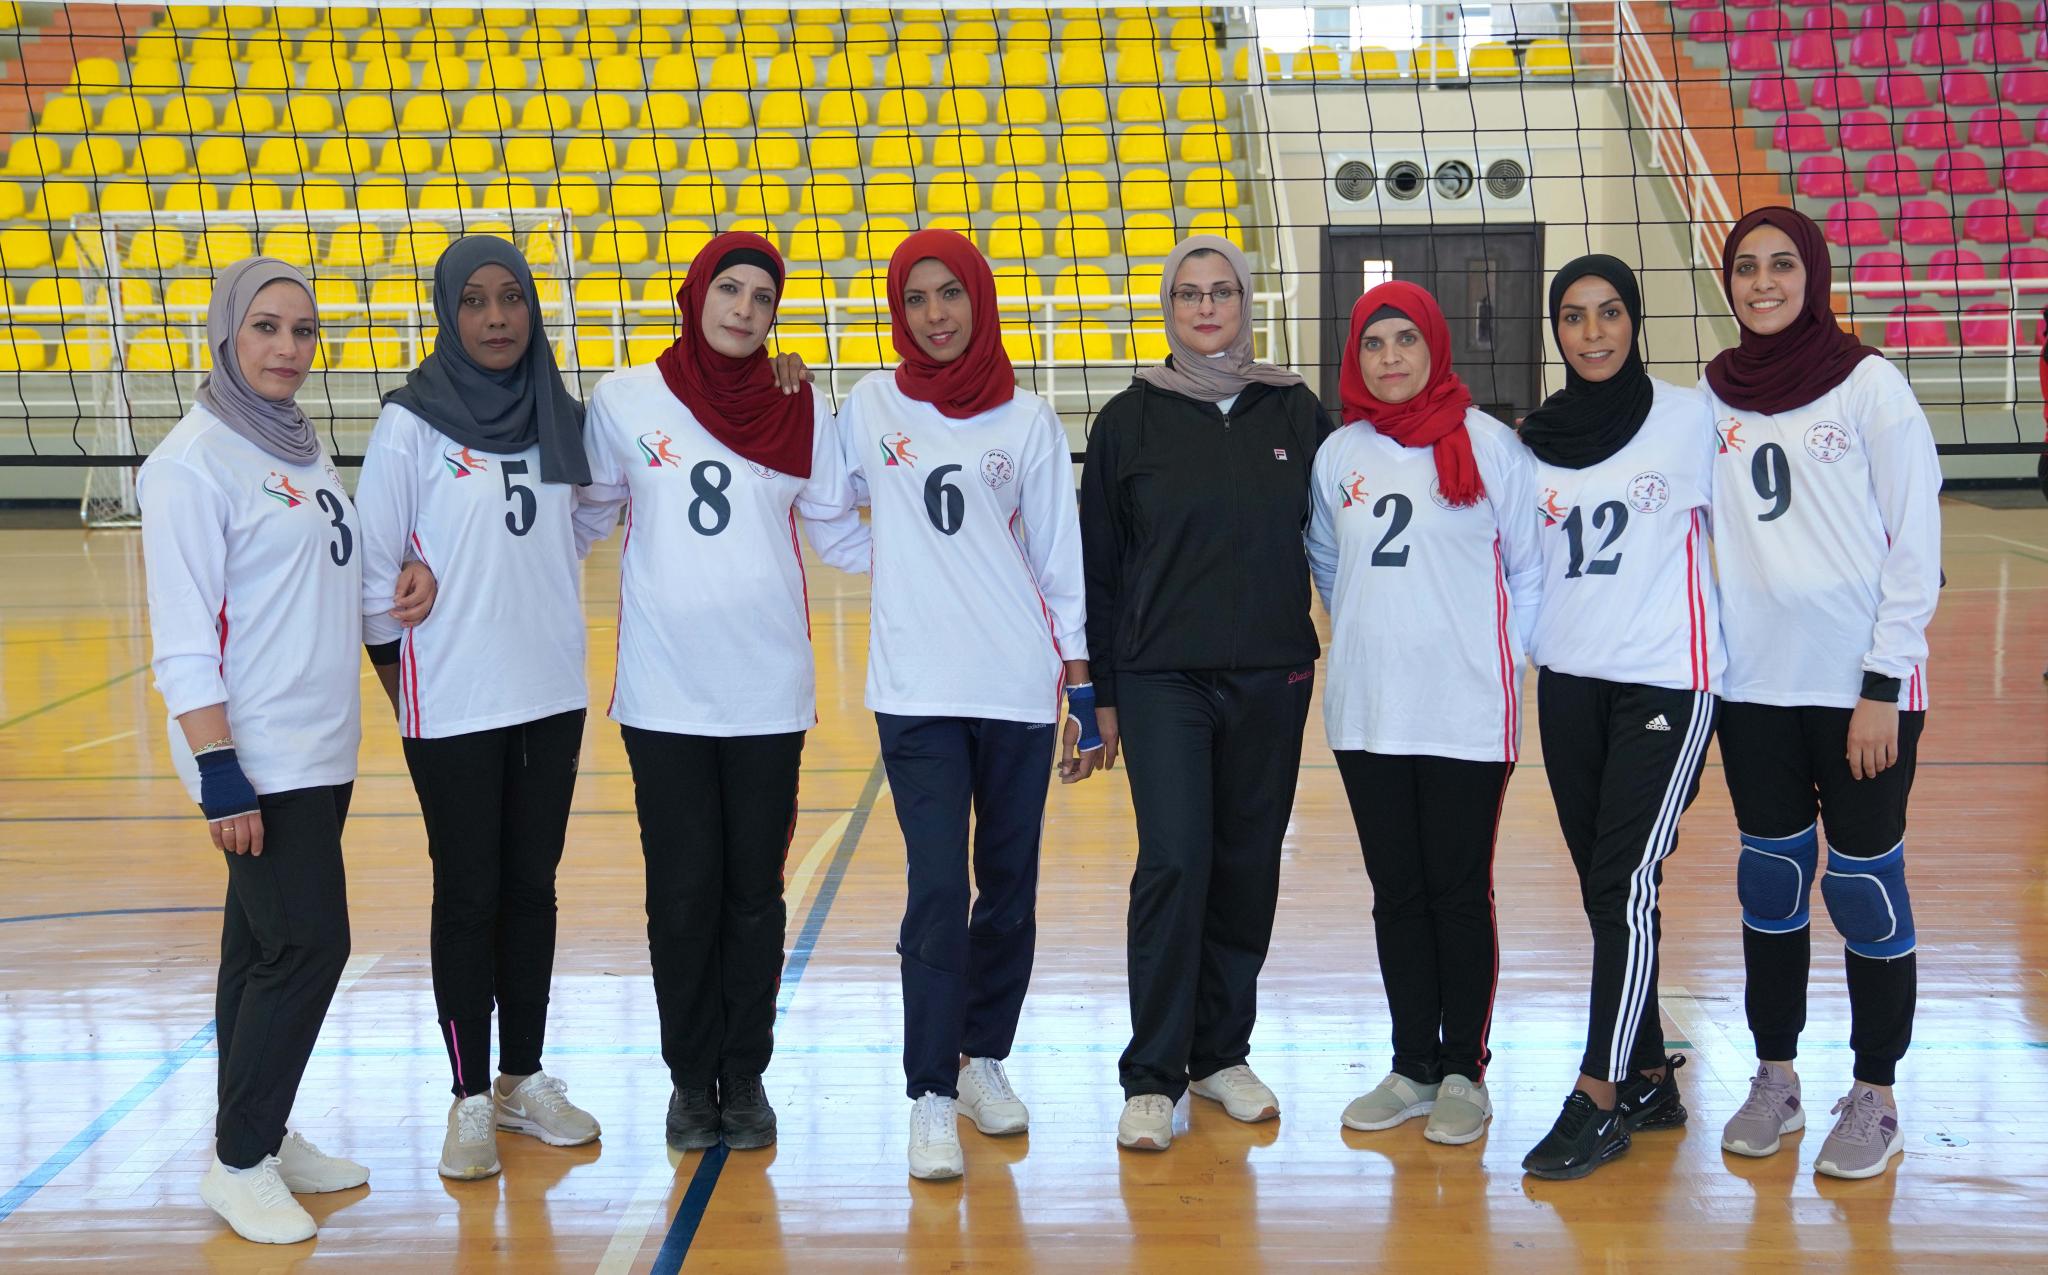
[839,371,1088,724]
[1526,379,1724,693]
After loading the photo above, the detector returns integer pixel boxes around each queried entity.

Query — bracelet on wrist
[192,737,235,757]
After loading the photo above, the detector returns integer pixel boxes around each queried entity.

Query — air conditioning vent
[1485,157,1527,200]
[1332,159,1376,202]
[1433,159,1475,200]
[1385,160,1426,201]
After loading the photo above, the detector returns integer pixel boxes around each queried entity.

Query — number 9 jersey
[1525,379,1724,693]
[839,370,1088,725]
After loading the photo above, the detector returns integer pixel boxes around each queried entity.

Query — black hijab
[1518,254,1656,469]
[385,235,589,484]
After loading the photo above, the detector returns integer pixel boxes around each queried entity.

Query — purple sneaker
[1722,1062,1804,1157]
[1814,1083,1903,1179]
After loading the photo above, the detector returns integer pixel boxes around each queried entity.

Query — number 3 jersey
[1526,379,1724,693]
[139,405,363,800]
[1702,358,1942,710]
[839,372,1087,725]
[583,363,870,737]
[1308,409,1542,762]
[355,402,596,739]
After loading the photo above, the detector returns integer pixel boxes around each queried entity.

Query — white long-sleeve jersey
[1527,379,1725,693]
[1702,357,1942,710]
[839,372,1087,725]
[139,405,363,801]
[582,363,870,736]
[1309,408,1543,762]
[353,402,595,739]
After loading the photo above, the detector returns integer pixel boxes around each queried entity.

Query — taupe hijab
[196,257,321,464]
[1134,236,1304,403]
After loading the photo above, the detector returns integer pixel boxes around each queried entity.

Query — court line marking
[0,905,221,926]
[62,729,136,753]
[0,664,148,733]
[594,1160,689,1275]
[0,807,859,825]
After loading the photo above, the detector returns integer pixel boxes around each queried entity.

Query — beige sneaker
[439,1094,502,1180]
[1422,1075,1492,1145]
[1117,1094,1176,1151]
[275,1129,368,1192]
[494,1071,600,1147]
[1343,1073,1439,1131]
[1188,1065,1279,1123]
[200,1156,317,1244]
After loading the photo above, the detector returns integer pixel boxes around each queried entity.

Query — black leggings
[402,710,584,1098]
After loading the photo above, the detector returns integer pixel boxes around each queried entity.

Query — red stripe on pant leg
[1471,765,1512,1082]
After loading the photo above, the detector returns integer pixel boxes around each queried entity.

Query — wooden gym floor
[0,499,2042,1273]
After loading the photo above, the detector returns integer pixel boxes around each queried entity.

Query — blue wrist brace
[1066,682,1103,752]
[196,748,259,823]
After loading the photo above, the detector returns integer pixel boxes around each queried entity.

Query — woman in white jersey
[1513,255,1722,1180]
[581,230,866,1154]
[838,228,1099,1181]
[355,234,606,1180]
[1701,207,1941,1180]
[1307,281,1541,1147]
[140,257,429,1243]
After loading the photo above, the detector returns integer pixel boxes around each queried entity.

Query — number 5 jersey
[1525,379,1725,693]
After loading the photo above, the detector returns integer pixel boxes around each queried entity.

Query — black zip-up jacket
[1079,377,1335,707]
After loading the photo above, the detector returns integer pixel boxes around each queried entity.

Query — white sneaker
[274,1129,368,1193]
[1189,1064,1280,1123]
[439,1094,502,1180]
[955,1057,1029,1135]
[908,1092,965,1180]
[494,1071,601,1147]
[200,1156,317,1244]
[1117,1094,1176,1151]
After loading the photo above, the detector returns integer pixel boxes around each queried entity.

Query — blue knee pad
[1737,824,1817,934]
[1820,841,1916,960]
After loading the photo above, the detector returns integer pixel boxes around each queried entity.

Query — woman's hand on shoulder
[771,352,815,395]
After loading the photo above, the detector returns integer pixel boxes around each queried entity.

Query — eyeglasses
[1168,285,1242,309]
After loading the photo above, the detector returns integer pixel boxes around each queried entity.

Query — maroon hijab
[887,229,1016,420]
[656,231,815,478]
[1338,281,1484,508]
[1705,206,1880,415]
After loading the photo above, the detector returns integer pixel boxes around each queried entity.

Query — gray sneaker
[1422,1074,1492,1145]
[1814,1084,1903,1180]
[1722,1062,1804,1157]
[1342,1073,1438,1131]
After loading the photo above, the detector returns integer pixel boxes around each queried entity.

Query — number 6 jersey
[1701,357,1941,710]
[839,371,1087,725]
[1526,379,1724,693]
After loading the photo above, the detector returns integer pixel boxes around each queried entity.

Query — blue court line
[650,755,886,1275]
[0,807,856,825]
[0,905,221,926]
[0,664,149,733]
[0,1019,216,1225]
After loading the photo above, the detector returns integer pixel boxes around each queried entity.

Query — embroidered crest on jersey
[1627,471,1671,514]
[1338,471,1369,508]
[881,432,918,468]
[1427,480,1458,511]
[1716,419,1747,454]
[1804,421,1851,463]
[748,461,780,481]
[637,431,682,469]
[261,472,307,508]
[980,449,1015,489]
[442,445,488,478]
[1539,487,1566,527]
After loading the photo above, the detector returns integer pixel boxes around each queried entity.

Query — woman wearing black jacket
[1081,235,1332,1152]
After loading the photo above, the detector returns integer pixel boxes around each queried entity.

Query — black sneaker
[719,1073,777,1150]
[666,1085,721,1151]
[1616,1053,1689,1132]
[1522,1091,1631,1180]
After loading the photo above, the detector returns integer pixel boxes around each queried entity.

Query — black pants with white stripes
[404,711,585,1098]
[1718,701,1923,1087]
[1537,670,1717,1084]
[1334,750,1512,1086]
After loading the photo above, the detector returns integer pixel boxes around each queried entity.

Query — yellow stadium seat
[1291,46,1341,80]
[683,136,741,172]
[1117,86,1166,124]
[763,52,810,91]
[311,137,370,176]
[1468,42,1519,79]
[622,137,680,173]
[883,52,937,90]
[223,181,285,212]
[282,94,336,135]
[97,93,154,132]
[812,90,871,129]
[455,95,513,134]
[1057,45,1107,86]
[292,181,349,212]
[932,130,986,167]
[247,138,305,179]
[62,136,123,178]
[993,130,1046,167]
[578,94,634,133]
[535,56,588,92]
[1056,171,1112,213]
[985,215,1045,260]
[785,218,845,263]
[369,277,428,318]
[1121,169,1173,213]
[843,269,890,306]
[1173,43,1224,84]
[945,52,994,88]
[1355,47,1401,79]
[1526,39,1575,76]
[800,175,857,216]
[125,227,190,270]
[560,138,619,175]
[342,96,395,134]
[1007,17,1054,49]
[669,175,727,218]
[870,132,924,169]
[650,54,699,90]
[221,93,279,135]
[841,20,890,54]
[592,54,647,94]
[159,94,219,135]
[820,52,876,90]
[376,138,434,176]
[1182,127,1236,165]
[864,173,917,216]
[587,219,650,267]
[1112,15,1158,46]
[1056,87,1108,125]
[323,222,387,270]
[699,92,752,130]
[547,176,604,218]
[1055,215,1112,259]
[124,326,192,372]
[503,137,556,177]
[770,323,830,364]
[430,55,473,94]
[574,274,629,314]
[990,87,1044,128]
[1116,45,1162,83]
[0,182,21,221]
[162,278,211,316]
[1001,330,1041,362]
[518,95,575,133]
[353,56,413,92]
[1410,43,1458,77]
[1053,265,1114,310]
[952,22,1002,55]
[416,176,473,211]
[780,271,835,313]
[758,91,806,131]
[57,327,112,372]
[639,92,692,131]
[1052,323,1117,365]
[604,175,661,219]
[855,217,913,261]
[69,56,124,96]
[1118,126,1169,165]
[471,54,527,92]
[1184,167,1239,210]
[1188,211,1244,245]
[572,325,620,369]
[129,53,183,91]
[31,179,92,223]
[1131,322,1169,362]
[96,181,152,216]
[20,277,82,314]
[1121,213,1178,258]
[400,96,451,134]
[732,175,791,216]
[937,89,990,128]
[1175,86,1226,124]
[707,54,753,91]
[617,324,668,365]
[992,173,1047,214]
[1001,50,1051,87]
[299,51,356,92]
[809,132,862,170]
[353,178,408,212]
[35,93,89,133]
[991,269,1043,308]
[925,170,981,215]
[898,22,946,55]
[875,90,929,128]
[660,220,714,267]
[477,177,538,212]
[790,24,837,58]
[4,136,59,178]
[723,218,778,250]
[125,135,190,179]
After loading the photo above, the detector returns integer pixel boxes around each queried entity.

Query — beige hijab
[1133,236,1304,403]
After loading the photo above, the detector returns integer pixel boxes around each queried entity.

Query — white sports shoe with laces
[1117,1094,1176,1151]
[200,1155,317,1244]
[494,1071,600,1146]
[1188,1064,1280,1123]
[908,1092,965,1180]
[439,1093,501,1180]
[274,1129,368,1192]
[955,1057,1029,1135]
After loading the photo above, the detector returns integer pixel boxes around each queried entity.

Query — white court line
[1660,985,1751,1103]
[593,1160,683,1275]
[62,729,136,753]
[86,954,382,1200]
[1956,531,2048,556]
[782,782,887,922]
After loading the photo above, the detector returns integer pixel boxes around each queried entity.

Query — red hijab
[1705,206,1880,415]
[656,231,815,478]
[887,229,1016,420]
[1338,281,1484,508]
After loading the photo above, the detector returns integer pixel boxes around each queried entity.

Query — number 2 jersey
[1527,378,1724,693]
[1702,357,1942,710]
[1308,409,1542,762]
[355,402,602,739]
[583,363,870,737]
[839,372,1087,725]
[139,405,363,800]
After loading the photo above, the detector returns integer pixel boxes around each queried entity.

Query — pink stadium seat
[1934,151,1997,195]
[1774,112,1831,152]
[1874,70,1931,107]
[1729,35,1781,70]
[1743,8,1789,33]
[1907,29,1964,66]
[1884,305,1952,349]
[1902,110,1959,149]
[1788,32,1839,69]
[1798,155,1856,198]
[2001,246,2048,279]
[2036,199,2048,237]
[2002,69,2048,105]
[1974,0,2023,21]
[1841,111,1896,150]
[1969,107,2025,148]
[1917,0,1967,21]
[1864,153,1925,196]
[1674,0,1718,8]
[1928,248,1992,291]
[2036,111,2048,143]
[1963,197,2029,242]
[1851,250,1912,291]
[1939,70,1994,106]
[1825,200,1890,245]
[2004,150,2048,192]
[1811,73,1868,109]
[1897,199,1958,244]
[1750,75,1805,111]
[1972,25,2025,63]
[1803,4,1854,29]
[1959,304,2016,347]
[1851,31,1902,68]
[1688,11,1731,41]
[1863,2,1909,27]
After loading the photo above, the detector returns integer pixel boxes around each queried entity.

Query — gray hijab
[196,257,321,464]
[1133,235,1304,404]
[385,235,589,484]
